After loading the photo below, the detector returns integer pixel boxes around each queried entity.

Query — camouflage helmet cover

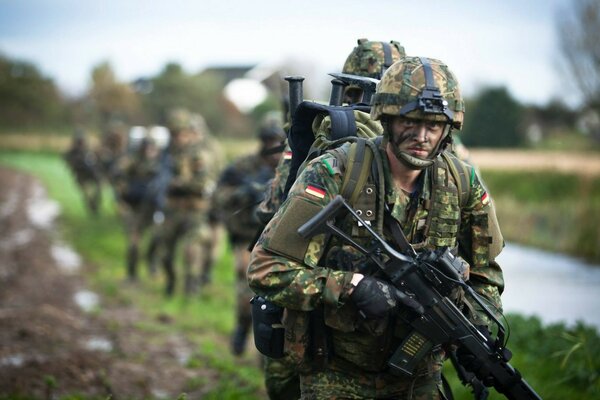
[166,108,207,134]
[342,38,406,79]
[370,56,465,129]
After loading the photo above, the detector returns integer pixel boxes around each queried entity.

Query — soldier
[212,112,286,356]
[63,130,102,215]
[160,108,223,296]
[97,120,128,185]
[248,56,504,399]
[113,137,161,281]
[254,39,405,400]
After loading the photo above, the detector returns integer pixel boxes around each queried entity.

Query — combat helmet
[370,56,465,169]
[342,38,406,79]
[258,111,286,143]
[166,108,207,135]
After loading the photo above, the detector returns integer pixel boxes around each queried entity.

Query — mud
[0,167,222,399]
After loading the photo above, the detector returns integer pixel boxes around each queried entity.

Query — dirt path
[0,167,220,399]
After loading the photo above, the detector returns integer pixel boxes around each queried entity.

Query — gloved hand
[456,325,498,387]
[350,276,424,319]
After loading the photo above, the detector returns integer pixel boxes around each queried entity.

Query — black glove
[350,276,424,319]
[456,325,498,387]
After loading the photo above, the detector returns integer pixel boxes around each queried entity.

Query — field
[0,144,599,399]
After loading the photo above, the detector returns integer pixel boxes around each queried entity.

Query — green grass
[482,170,600,262]
[0,150,265,399]
[1,151,599,400]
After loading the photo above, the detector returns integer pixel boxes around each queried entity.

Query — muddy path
[0,167,226,399]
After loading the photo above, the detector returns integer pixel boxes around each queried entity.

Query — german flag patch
[481,192,490,206]
[305,185,326,199]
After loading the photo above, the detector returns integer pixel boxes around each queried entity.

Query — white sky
[0,0,577,105]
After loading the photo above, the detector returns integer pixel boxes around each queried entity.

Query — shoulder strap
[340,138,373,206]
[441,151,471,208]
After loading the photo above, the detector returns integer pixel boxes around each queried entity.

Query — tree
[140,63,229,135]
[87,61,141,127]
[557,0,600,140]
[460,86,525,148]
[0,54,67,130]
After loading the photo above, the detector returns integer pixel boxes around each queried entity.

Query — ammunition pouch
[251,296,285,359]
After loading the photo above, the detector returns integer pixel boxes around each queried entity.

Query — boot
[127,245,138,281]
[231,323,249,356]
[163,259,176,297]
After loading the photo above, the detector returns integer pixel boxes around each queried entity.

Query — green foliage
[444,314,600,399]
[482,170,600,262]
[0,54,67,131]
[141,63,228,134]
[461,86,525,148]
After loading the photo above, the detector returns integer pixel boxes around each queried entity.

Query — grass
[1,151,600,400]
[482,170,600,262]
[0,150,265,399]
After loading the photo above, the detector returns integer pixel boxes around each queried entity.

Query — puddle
[174,346,192,366]
[0,190,20,219]
[73,290,99,312]
[151,389,169,399]
[51,243,82,274]
[83,336,113,352]
[0,228,34,250]
[0,354,25,367]
[27,183,60,229]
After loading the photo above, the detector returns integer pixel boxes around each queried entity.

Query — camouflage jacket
[213,153,276,243]
[64,147,100,182]
[255,143,292,224]
[166,135,223,210]
[248,139,504,372]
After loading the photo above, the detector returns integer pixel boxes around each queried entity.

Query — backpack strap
[441,151,472,208]
[339,137,386,235]
[340,138,372,205]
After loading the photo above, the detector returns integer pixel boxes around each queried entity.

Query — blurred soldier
[161,108,223,296]
[254,39,404,400]
[341,38,405,104]
[63,130,102,215]
[113,137,161,281]
[97,120,128,185]
[249,56,504,399]
[212,112,286,356]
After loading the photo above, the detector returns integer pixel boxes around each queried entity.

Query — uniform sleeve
[248,154,355,311]
[458,170,505,325]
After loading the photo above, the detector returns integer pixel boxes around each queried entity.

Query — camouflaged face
[371,56,465,129]
[342,39,406,79]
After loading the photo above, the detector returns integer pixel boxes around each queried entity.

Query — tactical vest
[281,139,475,372]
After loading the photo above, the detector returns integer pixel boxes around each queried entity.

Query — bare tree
[557,0,600,140]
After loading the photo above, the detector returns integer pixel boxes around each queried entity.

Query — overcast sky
[0,0,577,105]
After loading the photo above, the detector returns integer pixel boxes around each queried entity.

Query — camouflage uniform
[113,138,161,280]
[63,133,102,215]
[161,110,223,296]
[97,121,128,185]
[248,57,504,399]
[213,150,281,355]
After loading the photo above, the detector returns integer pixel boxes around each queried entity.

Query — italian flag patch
[305,185,326,199]
[283,151,292,160]
[481,192,490,206]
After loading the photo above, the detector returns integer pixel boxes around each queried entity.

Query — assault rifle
[297,195,542,400]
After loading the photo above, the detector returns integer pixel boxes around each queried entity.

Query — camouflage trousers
[76,177,101,215]
[161,208,215,295]
[299,355,444,400]
[264,356,301,400]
